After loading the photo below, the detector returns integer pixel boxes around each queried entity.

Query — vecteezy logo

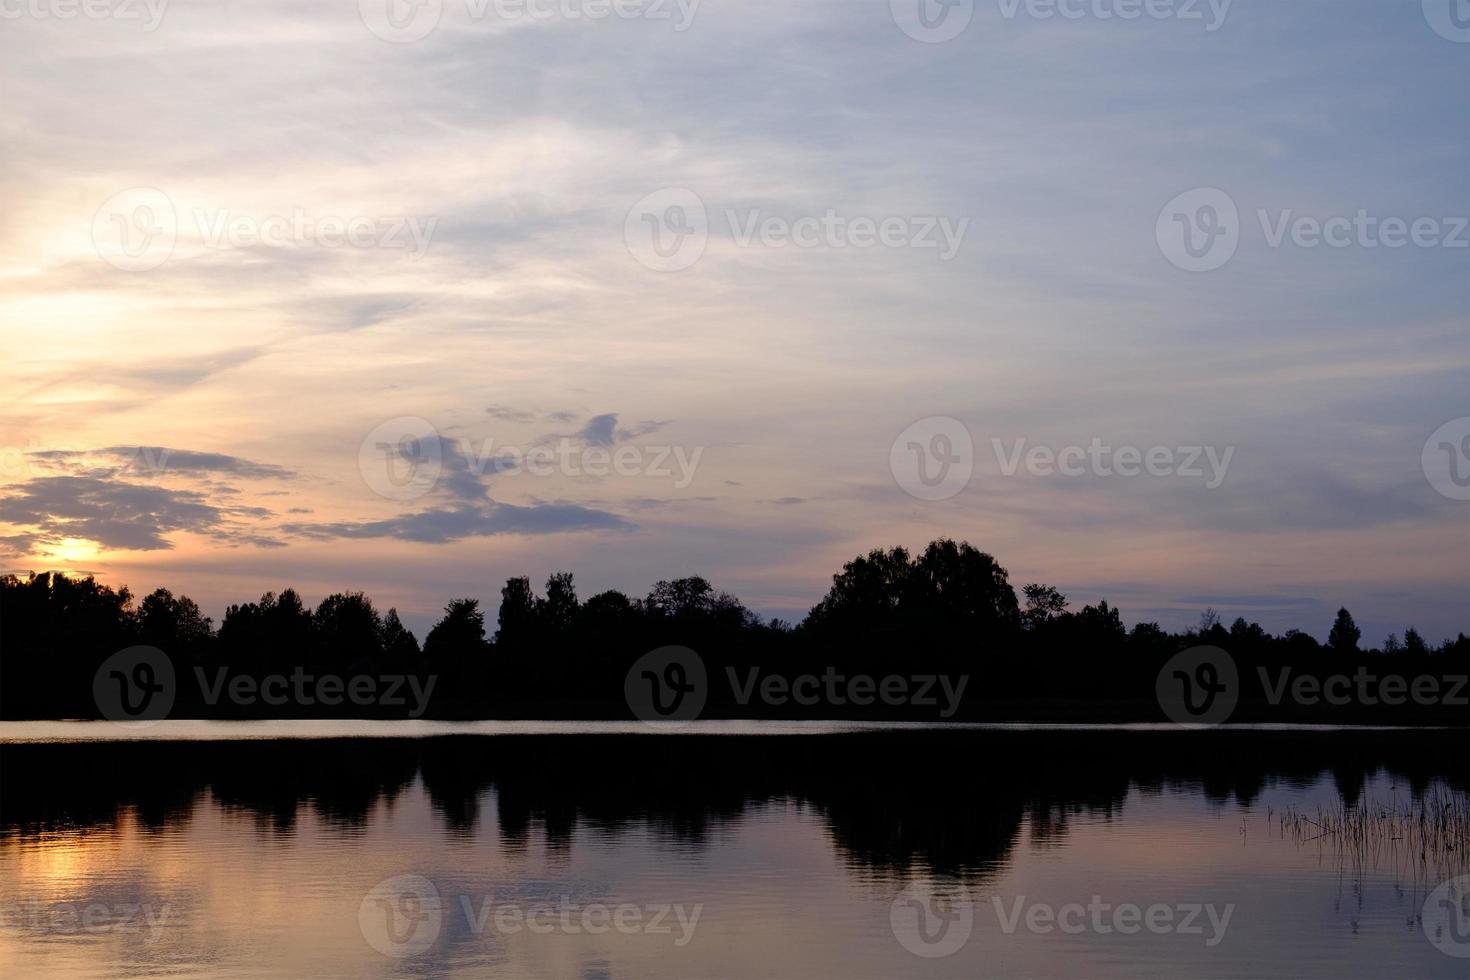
[1423,0,1470,42]
[1423,418,1470,502]
[890,881,974,957]
[890,417,974,501]
[93,646,175,724]
[1423,875,1470,957]
[624,646,707,726]
[1156,188,1240,272]
[92,188,177,272]
[359,0,444,43]
[624,188,708,272]
[890,0,974,43]
[359,874,443,957]
[1156,646,1238,726]
[358,417,444,502]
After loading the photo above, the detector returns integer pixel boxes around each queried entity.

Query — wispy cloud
[31,447,296,481]
[284,501,632,543]
[486,405,579,424]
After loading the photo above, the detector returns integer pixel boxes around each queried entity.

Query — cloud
[284,500,632,543]
[415,435,492,502]
[31,447,295,481]
[577,414,619,447]
[286,294,421,332]
[624,496,721,511]
[115,349,265,392]
[616,419,670,441]
[0,445,294,553]
[485,406,583,425]
[6,350,266,418]
[485,405,539,424]
[229,533,289,550]
[0,475,227,550]
[545,413,671,448]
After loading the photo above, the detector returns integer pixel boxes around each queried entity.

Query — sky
[0,0,1466,645]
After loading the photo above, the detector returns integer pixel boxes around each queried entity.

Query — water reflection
[1,729,1465,978]
[5,731,1462,870]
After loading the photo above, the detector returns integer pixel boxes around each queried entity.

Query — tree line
[1,539,1464,721]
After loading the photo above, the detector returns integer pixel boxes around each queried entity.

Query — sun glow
[43,537,101,565]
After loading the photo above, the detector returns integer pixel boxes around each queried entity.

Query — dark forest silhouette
[1,538,1465,722]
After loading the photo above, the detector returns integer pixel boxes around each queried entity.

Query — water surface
[1,728,1464,978]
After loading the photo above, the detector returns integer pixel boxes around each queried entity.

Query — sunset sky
[1,0,1465,644]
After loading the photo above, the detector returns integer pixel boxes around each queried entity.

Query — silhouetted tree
[1074,600,1126,643]
[579,590,637,634]
[425,599,487,661]
[495,577,537,646]
[218,589,314,676]
[1328,608,1361,654]
[806,539,1019,650]
[313,592,384,673]
[805,547,910,632]
[0,572,134,717]
[137,588,213,655]
[1129,621,1172,658]
[538,573,579,634]
[909,540,1014,627]
[1022,584,1068,630]
[1440,633,1470,658]
[1282,628,1321,657]
[1229,617,1265,644]
[380,609,421,667]
[646,576,718,618]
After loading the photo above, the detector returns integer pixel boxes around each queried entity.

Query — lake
[1,724,1465,978]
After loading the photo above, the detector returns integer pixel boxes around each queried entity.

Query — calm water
[1,725,1465,978]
